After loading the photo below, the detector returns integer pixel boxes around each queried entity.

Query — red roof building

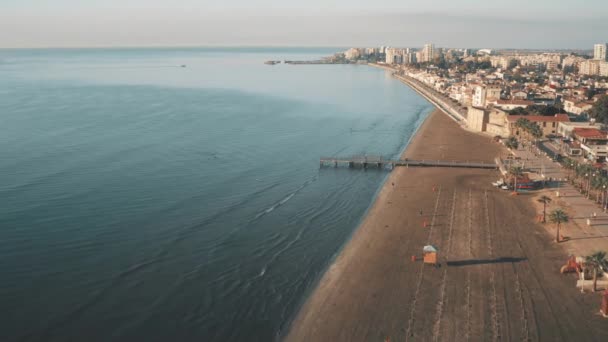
[507,114,570,137]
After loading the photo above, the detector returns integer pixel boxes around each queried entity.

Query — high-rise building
[594,43,607,61]
[421,43,435,63]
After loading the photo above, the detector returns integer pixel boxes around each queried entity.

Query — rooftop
[573,127,608,139]
[497,99,534,105]
[507,114,570,122]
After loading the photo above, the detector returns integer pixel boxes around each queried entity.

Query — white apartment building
[472,85,500,108]
[344,48,361,60]
[594,43,607,61]
[600,61,608,77]
[580,59,601,76]
[421,43,434,63]
[562,55,585,69]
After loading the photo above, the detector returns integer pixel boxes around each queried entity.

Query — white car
[500,185,510,190]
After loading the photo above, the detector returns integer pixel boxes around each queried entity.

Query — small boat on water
[264,60,280,65]
[180,64,187,68]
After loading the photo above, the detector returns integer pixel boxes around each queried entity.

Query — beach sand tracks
[284,110,608,342]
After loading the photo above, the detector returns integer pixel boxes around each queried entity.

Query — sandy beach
[285,109,608,341]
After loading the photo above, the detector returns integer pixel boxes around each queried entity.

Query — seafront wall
[394,75,467,124]
[368,63,467,124]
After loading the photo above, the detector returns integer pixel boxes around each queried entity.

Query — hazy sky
[1,0,607,48]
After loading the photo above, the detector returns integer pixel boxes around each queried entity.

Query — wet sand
[285,110,608,341]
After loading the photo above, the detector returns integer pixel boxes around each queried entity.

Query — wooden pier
[319,155,498,170]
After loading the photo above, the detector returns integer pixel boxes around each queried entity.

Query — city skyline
[1,1,608,48]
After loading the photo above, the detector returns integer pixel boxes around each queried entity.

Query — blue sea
[0,47,433,341]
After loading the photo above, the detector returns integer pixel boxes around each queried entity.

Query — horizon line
[0,44,595,51]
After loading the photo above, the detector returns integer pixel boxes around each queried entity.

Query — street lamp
[569,162,574,181]
[584,173,588,194]
[603,184,607,212]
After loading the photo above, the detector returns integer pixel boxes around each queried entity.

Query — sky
[1,0,607,49]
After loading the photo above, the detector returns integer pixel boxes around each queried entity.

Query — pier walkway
[320,155,497,170]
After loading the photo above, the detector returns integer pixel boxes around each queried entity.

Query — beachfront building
[467,107,510,137]
[420,43,434,63]
[507,114,570,137]
[344,48,362,61]
[472,84,501,108]
[572,128,608,162]
[385,48,400,64]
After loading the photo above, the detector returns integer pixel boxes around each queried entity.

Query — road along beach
[285,108,608,341]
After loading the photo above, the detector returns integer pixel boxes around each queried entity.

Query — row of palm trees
[536,193,568,243]
[560,157,608,207]
[537,195,606,292]
[514,118,543,141]
[503,131,608,290]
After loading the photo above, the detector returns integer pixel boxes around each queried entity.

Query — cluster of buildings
[340,44,475,65]
[361,43,608,164]
[336,43,608,163]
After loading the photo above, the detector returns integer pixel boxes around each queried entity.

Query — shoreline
[284,73,608,340]
[368,63,467,123]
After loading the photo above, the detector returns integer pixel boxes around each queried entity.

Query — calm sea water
[0,47,432,341]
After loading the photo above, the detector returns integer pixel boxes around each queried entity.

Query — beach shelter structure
[423,245,438,265]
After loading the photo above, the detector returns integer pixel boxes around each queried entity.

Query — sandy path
[284,110,608,342]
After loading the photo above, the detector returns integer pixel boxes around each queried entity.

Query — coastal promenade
[368,63,467,124]
[393,74,467,123]
[508,144,608,258]
[285,109,608,341]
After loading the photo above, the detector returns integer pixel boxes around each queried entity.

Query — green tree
[537,195,552,223]
[509,107,529,115]
[515,118,531,138]
[509,166,524,192]
[530,123,543,139]
[549,209,569,243]
[585,86,598,100]
[505,136,519,150]
[584,251,607,292]
[589,95,608,124]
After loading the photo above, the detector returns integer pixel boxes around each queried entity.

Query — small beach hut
[423,245,438,265]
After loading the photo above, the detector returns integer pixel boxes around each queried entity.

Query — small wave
[253,176,317,220]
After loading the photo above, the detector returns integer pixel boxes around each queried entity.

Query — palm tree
[509,166,524,193]
[531,124,543,140]
[590,175,608,203]
[549,209,569,243]
[537,195,552,223]
[515,118,531,139]
[505,136,519,150]
[584,251,607,292]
